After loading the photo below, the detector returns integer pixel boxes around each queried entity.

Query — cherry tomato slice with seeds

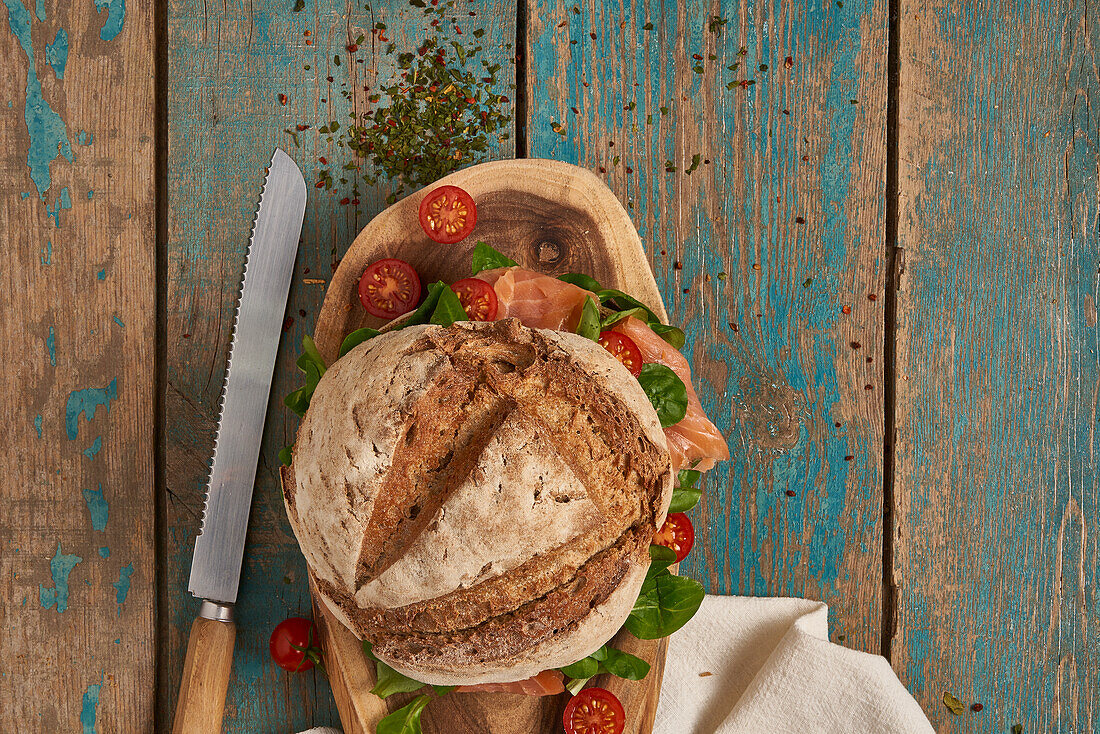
[418,185,477,244]
[452,277,499,321]
[653,512,695,562]
[270,617,322,673]
[563,687,625,734]
[597,331,643,377]
[358,258,422,319]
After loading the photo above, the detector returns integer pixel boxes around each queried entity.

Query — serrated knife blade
[172,149,305,733]
[188,148,306,603]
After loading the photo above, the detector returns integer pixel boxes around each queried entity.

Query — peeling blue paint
[80,678,102,734]
[113,563,133,606]
[86,189,93,199]
[76,129,92,145]
[46,325,55,365]
[39,544,81,612]
[98,547,109,559]
[34,413,42,437]
[44,28,67,79]
[93,0,124,41]
[33,0,42,21]
[82,484,108,531]
[46,186,71,227]
[96,269,106,280]
[3,0,73,198]
[112,315,124,328]
[19,190,29,198]
[40,240,51,264]
[65,379,117,439]
[83,436,102,459]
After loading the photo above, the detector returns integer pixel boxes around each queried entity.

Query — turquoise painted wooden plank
[895,0,1100,729]
[528,1,890,653]
[165,0,516,729]
[0,0,156,730]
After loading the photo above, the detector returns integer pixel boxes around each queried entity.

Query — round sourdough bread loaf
[282,318,673,685]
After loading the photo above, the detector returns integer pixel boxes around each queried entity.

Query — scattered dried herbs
[943,692,965,716]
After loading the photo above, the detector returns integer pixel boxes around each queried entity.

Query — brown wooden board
[0,0,155,731]
[299,159,671,733]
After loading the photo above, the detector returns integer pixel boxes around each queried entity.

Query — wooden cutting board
[302,159,672,734]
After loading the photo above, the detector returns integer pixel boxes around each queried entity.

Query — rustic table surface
[2,0,1097,732]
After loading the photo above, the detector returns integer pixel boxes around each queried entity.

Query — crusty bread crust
[284,319,672,683]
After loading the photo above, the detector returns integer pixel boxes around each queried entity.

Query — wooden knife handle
[172,604,236,734]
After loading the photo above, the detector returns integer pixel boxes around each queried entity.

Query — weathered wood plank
[0,0,155,731]
[894,0,1100,729]
[528,0,890,654]
[165,1,515,729]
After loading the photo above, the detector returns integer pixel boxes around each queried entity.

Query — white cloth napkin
[654,596,934,734]
[297,596,932,734]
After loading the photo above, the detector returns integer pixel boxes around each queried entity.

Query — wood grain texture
[528,0,890,653]
[165,1,515,729]
[304,158,669,734]
[0,0,155,731]
[894,1,1100,730]
[172,617,237,734]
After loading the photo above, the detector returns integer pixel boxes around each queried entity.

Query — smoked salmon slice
[611,317,729,473]
[454,669,566,696]
[474,267,596,332]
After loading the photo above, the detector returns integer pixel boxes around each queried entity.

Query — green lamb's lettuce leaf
[470,242,517,274]
[625,548,705,639]
[576,296,601,341]
[558,272,603,291]
[428,285,468,326]
[339,327,381,357]
[284,335,327,417]
[668,469,703,513]
[636,363,688,427]
[376,694,430,734]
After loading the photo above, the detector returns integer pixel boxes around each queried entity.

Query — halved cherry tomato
[452,277,498,321]
[269,617,322,673]
[418,185,477,244]
[597,331,643,377]
[653,512,694,562]
[563,687,625,734]
[358,258,422,319]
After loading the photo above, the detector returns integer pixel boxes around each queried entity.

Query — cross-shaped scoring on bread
[283,319,673,686]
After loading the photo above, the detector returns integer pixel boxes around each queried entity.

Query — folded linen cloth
[654,596,934,733]
[297,596,933,734]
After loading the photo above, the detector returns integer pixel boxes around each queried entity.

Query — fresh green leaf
[565,676,591,695]
[647,544,678,578]
[470,242,517,273]
[625,565,705,639]
[376,694,430,734]
[559,656,600,679]
[402,281,446,327]
[431,685,456,696]
[637,363,688,427]
[372,659,428,699]
[591,645,650,680]
[942,692,965,716]
[558,273,603,291]
[429,285,468,326]
[576,297,601,340]
[600,307,650,329]
[669,469,703,512]
[596,289,660,324]
[649,323,686,349]
[284,336,327,417]
[340,327,381,357]
[279,445,293,467]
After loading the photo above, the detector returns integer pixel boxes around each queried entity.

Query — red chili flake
[347,44,358,52]
[352,198,360,205]
[834,422,841,427]
[868,293,878,301]
[864,384,873,390]
[182,333,191,339]
[598,166,606,173]
[465,97,476,104]
[314,181,325,188]
[319,156,328,164]
[866,356,873,363]
[303,268,310,274]
[625,166,633,173]
[326,76,334,82]
[571,106,579,114]
[557,19,568,27]
[305,39,312,45]
[379,33,388,41]
[296,124,310,131]
[796,216,805,224]
[730,323,739,332]
[970,704,983,712]
[282,316,294,331]
[692,53,703,60]
[683,288,689,293]
[842,305,851,314]
[785,490,796,497]
[278,93,288,105]
[784,55,793,68]
[844,455,854,461]
[590,32,597,39]
[850,341,861,349]
[673,261,683,270]
[304,29,311,36]
[298,309,306,317]
[801,154,809,161]
[340,197,350,205]
[740,79,750,88]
